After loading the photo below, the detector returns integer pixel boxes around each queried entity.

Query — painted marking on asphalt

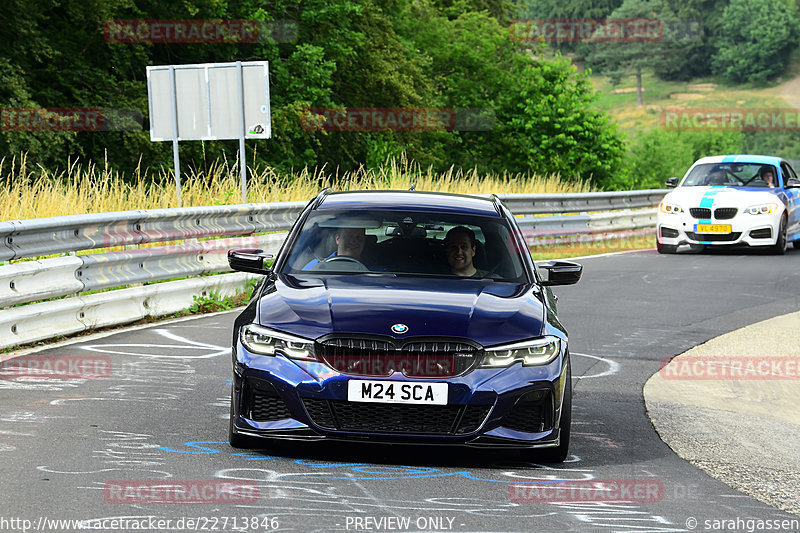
[571,353,621,380]
[0,430,35,436]
[215,467,565,516]
[555,502,685,532]
[162,446,601,483]
[79,328,227,359]
[0,378,86,391]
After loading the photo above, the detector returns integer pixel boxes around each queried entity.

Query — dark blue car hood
[256,274,544,347]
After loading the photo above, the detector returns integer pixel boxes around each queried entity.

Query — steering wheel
[322,255,367,270]
[741,175,761,186]
[723,171,746,185]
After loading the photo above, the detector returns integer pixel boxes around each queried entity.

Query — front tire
[771,217,788,255]
[532,359,572,463]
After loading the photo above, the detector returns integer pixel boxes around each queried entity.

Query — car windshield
[280,209,529,282]
[681,163,779,188]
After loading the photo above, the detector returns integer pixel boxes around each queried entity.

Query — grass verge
[530,234,655,260]
[0,154,595,220]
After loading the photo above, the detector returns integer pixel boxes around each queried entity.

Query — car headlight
[240,324,317,361]
[481,336,561,368]
[745,203,779,215]
[659,202,682,214]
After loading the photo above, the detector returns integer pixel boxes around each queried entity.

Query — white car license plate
[347,380,448,405]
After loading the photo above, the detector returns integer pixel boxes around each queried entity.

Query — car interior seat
[473,240,488,270]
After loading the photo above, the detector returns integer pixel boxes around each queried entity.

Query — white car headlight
[659,202,683,214]
[481,336,561,368]
[745,203,779,215]
[241,324,316,361]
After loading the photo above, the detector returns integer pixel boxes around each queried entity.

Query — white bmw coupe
[656,155,800,254]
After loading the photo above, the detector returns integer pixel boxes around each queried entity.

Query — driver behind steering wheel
[303,227,372,270]
[333,227,365,259]
[758,166,776,187]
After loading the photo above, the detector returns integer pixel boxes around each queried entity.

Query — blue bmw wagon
[227,190,582,461]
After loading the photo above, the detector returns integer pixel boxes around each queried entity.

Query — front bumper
[229,342,569,449]
[656,212,780,248]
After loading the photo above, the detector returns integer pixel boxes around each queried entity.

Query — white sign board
[145,60,271,205]
[147,61,270,141]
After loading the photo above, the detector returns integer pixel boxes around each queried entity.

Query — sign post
[146,61,271,205]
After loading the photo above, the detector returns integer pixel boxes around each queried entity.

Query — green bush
[620,129,744,189]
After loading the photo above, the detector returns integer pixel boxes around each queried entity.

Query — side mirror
[665,177,679,188]
[785,178,800,188]
[539,260,582,286]
[228,249,274,275]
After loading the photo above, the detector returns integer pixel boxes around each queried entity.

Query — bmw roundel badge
[391,323,409,334]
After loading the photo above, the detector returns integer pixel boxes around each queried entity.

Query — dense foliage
[711,0,800,82]
[524,0,800,84]
[0,0,624,188]
[619,129,744,189]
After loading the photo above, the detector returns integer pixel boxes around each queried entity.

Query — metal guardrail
[495,189,667,215]
[0,190,667,350]
[0,202,307,261]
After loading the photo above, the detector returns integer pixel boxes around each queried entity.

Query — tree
[501,55,626,185]
[586,0,669,105]
[514,0,625,58]
[711,0,800,83]
[394,0,625,182]
[654,0,725,80]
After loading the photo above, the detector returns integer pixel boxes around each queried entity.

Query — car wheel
[530,358,572,463]
[656,240,677,254]
[229,384,260,449]
[770,217,788,255]
[793,240,800,250]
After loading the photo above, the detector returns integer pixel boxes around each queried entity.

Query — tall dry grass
[0,153,595,220]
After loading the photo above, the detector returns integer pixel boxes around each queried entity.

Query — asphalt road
[1,247,799,533]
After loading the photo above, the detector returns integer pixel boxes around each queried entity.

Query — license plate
[347,380,448,405]
[695,224,732,234]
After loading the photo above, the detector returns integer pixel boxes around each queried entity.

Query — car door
[780,161,800,240]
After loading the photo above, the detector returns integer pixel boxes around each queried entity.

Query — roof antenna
[409,184,416,191]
